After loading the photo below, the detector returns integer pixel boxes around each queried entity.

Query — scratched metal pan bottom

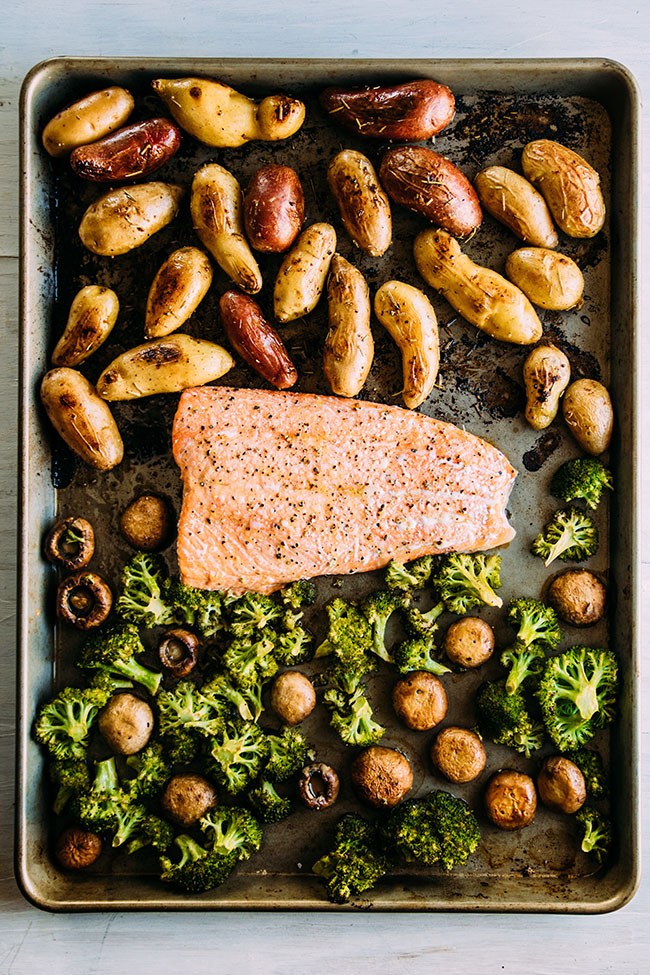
[17,57,640,911]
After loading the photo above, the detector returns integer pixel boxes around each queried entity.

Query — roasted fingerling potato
[40,367,124,470]
[96,334,234,401]
[505,247,584,311]
[52,285,119,367]
[145,247,213,338]
[42,86,135,157]
[69,118,182,182]
[413,227,543,345]
[244,164,305,253]
[219,290,298,390]
[78,182,183,256]
[327,149,392,257]
[380,145,482,237]
[323,253,374,398]
[473,165,559,248]
[151,76,305,147]
[523,344,571,430]
[374,279,440,409]
[562,378,614,455]
[320,78,455,141]
[521,139,606,238]
[273,222,337,322]
[190,162,262,294]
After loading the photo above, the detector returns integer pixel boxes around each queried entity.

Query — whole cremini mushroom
[158,628,200,677]
[161,773,218,827]
[56,570,112,629]
[98,692,154,755]
[350,746,413,809]
[392,671,448,731]
[443,617,495,668]
[44,516,95,570]
[546,568,607,627]
[537,755,586,814]
[484,770,537,830]
[430,726,487,783]
[298,763,340,810]
[55,826,103,870]
[270,671,316,725]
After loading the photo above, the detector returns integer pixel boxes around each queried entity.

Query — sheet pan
[16,57,640,911]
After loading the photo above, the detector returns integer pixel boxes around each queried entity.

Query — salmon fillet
[172,386,517,594]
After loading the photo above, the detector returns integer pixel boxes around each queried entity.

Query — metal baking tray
[16,57,640,912]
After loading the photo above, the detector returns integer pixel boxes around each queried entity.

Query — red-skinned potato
[69,118,182,182]
[244,164,305,253]
[320,79,455,140]
[219,290,298,389]
[380,145,482,237]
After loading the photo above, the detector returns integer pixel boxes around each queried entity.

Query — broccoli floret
[312,813,390,904]
[565,747,608,800]
[403,601,445,639]
[225,592,283,637]
[324,676,385,747]
[500,643,547,695]
[264,726,312,781]
[273,625,314,666]
[532,507,599,567]
[69,756,123,835]
[124,742,170,799]
[360,589,409,662]
[536,646,618,751]
[159,834,238,893]
[278,579,317,610]
[160,728,198,765]
[506,597,562,651]
[551,458,614,511]
[49,757,91,814]
[575,805,613,864]
[126,814,175,855]
[34,685,109,760]
[475,679,545,757]
[77,623,162,697]
[247,779,292,823]
[392,637,451,676]
[433,553,503,613]
[314,598,376,689]
[116,552,175,627]
[199,805,263,861]
[156,680,224,739]
[201,672,264,723]
[206,719,270,794]
[221,634,279,688]
[164,577,224,638]
[385,555,435,591]
[87,671,134,695]
[382,791,481,871]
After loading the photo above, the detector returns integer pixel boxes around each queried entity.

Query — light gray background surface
[1,2,648,972]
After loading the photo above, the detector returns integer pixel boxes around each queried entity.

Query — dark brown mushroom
[392,671,448,731]
[546,569,607,627]
[158,628,200,677]
[161,773,218,827]
[298,762,340,810]
[55,826,103,869]
[430,726,487,783]
[56,570,112,629]
[350,746,413,809]
[484,770,537,830]
[443,616,495,668]
[537,755,586,814]
[44,516,95,570]
[120,493,174,551]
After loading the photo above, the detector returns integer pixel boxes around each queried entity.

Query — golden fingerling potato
[523,344,571,430]
[380,145,482,238]
[327,149,392,257]
[42,86,134,157]
[78,182,183,256]
[190,163,262,294]
[562,378,614,455]
[145,247,213,338]
[273,223,337,322]
[151,77,305,147]
[320,79,455,141]
[374,279,440,409]
[474,165,559,248]
[521,140,606,238]
[96,334,234,401]
[413,228,543,345]
[505,247,584,311]
[52,285,119,366]
[323,253,374,398]
[40,367,124,470]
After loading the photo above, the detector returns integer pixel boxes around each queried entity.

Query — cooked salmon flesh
[172,386,517,594]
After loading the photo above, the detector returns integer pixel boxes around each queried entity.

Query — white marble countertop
[1,2,648,972]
